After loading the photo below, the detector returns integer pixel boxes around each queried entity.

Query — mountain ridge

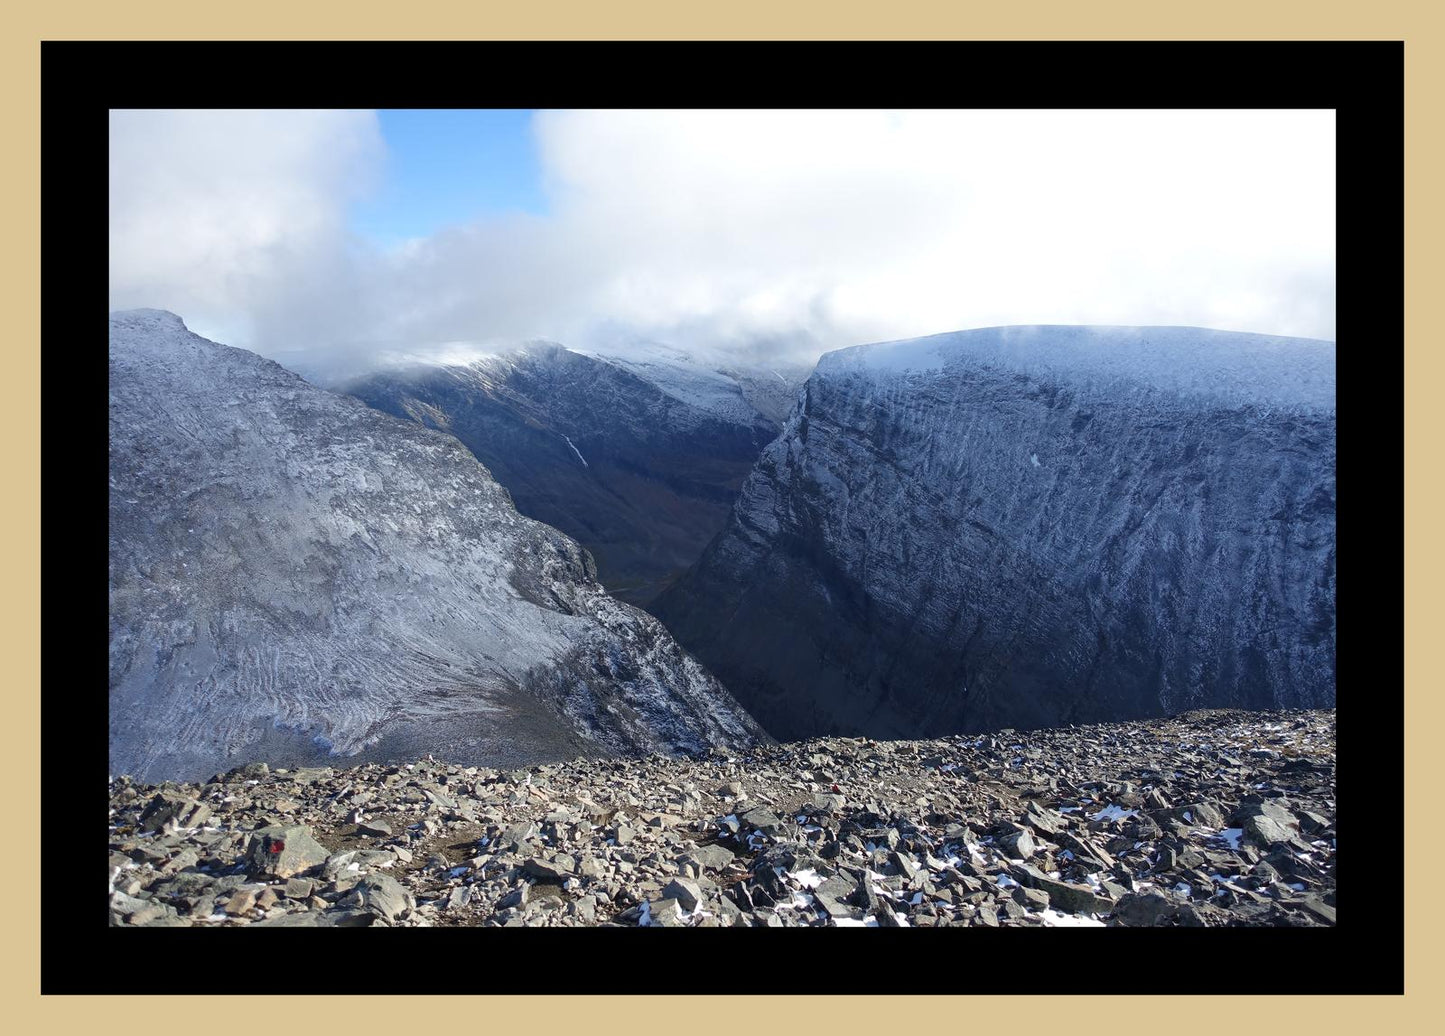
[108,309,768,783]
[341,342,810,606]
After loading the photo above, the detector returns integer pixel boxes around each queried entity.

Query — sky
[349,110,548,246]
[108,109,1336,374]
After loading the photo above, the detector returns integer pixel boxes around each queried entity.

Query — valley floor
[107,708,1335,927]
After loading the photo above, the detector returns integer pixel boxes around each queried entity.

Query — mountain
[654,325,1336,741]
[340,343,811,606]
[108,310,768,783]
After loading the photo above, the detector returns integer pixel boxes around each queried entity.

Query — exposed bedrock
[655,325,1336,741]
[109,311,768,782]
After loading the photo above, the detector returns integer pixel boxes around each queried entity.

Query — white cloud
[109,109,1336,370]
[108,109,385,348]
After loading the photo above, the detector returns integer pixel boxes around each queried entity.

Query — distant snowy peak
[592,352,764,427]
[820,325,1335,412]
[455,340,804,433]
[568,339,813,428]
[110,308,189,333]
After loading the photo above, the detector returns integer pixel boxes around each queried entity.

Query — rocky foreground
[107,708,1336,928]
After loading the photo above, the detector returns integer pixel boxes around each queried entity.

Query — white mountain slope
[581,339,813,428]
[108,310,767,782]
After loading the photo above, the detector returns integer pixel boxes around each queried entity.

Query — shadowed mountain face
[108,311,768,783]
[654,326,1337,742]
[342,344,810,607]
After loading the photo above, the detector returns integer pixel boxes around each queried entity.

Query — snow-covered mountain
[654,325,1337,741]
[108,310,768,782]
[341,343,811,606]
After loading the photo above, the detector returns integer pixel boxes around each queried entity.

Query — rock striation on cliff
[109,310,767,782]
[655,325,1336,741]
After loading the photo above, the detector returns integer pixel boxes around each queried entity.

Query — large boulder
[245,825,331,879]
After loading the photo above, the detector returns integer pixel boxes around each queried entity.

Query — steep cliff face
[109,311,767,782]
[342,344,809,606]
[654,325,1336,741]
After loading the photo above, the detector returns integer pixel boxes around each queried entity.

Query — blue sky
[349,109,547,246]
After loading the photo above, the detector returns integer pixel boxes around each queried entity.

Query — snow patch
[561,434,589,468]
[1089,804,1139,823]
[1035,909,1105,927]
[819,324,1335,411]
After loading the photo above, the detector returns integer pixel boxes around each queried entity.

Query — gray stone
[424,788,457,811]
[502,821,538,847]
[1242,814,1296,849]
[572,895,598,923]
[245,825,331,879]
[249,910,323,927]
[1294,897,1336,925]
[320,908,381,927]
[1111,891,1180,926]
[497,885,529,910]
[874,904,906,927]
[524,856,575,882]
[137,793,193,833]
[158,848,199,876]
[688,844,736,871]
[1232,800,1298,829]
[126,902,173,925]
[714,894,748,927]
[1180,802,1225,829]
[1010,885,1048,910]
[344,873,415,922]
[161,870,215,897]
[224,887,260,916]
[1022,802,1064,836]
[646,897,688,927]
[999,828,1037,860]
[1055,830,1114,871]
[813,875,860,920]
[1008,863,1105,914]
[662,878,703,911]
[741,807,783,832]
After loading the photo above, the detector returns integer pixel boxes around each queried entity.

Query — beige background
[2,1,1428,1027]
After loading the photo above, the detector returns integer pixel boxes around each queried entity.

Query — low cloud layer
[110,109,1336,372]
